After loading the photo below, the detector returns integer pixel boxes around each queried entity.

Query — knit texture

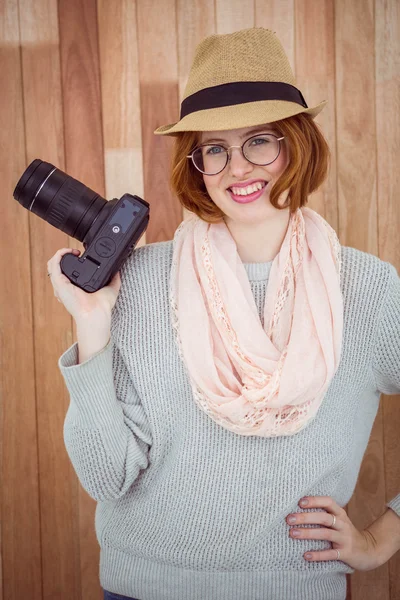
[58,240,400,600]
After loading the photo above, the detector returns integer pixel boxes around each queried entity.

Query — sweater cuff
[386,495,400,518]
[57,339,123,429]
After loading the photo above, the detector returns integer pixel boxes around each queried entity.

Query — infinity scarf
[169,206,343,437]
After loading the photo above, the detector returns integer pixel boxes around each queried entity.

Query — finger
[299,496,344,516]
[48,248,80,280]
[286,511,344,530]
[47,247,80,269]
[290,527,340,543]
[304,548,343,562]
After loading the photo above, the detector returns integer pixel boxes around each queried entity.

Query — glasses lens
[192,146,227,175]
[243,134,280,165]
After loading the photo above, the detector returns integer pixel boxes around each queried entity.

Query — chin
[213,189,274,221]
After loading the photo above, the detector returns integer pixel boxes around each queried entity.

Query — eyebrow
[201,126,276,144]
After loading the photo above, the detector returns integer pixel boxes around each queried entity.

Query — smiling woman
[57,26,400,600]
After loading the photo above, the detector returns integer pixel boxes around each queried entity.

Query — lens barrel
[13,159,108,243]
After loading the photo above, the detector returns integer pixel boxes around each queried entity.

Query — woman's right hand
[47,248,122,323]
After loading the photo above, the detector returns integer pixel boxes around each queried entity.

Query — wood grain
[98,0,146,248]
[1,1,399,598]
[57,0,106,598]
[0,2,43,598]
[376,0,400,597]
[19,0,87,594]
[136,0,181,242]
[295,0,337,230]
[335,0,392,598]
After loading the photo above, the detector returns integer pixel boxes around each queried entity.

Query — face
[199,124,290,226]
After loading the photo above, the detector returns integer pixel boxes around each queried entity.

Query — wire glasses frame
[186,133,285,175]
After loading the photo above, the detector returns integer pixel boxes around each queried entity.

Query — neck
[224,208,291,263]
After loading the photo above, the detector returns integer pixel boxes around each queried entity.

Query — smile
[227,181,269,204]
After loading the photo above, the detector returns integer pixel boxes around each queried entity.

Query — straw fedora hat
[153,27,327,137]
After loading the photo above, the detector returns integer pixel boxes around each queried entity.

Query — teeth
[230,181,266,196]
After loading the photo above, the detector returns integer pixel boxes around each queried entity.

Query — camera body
[60,194,148,292]
[13,159,150,293]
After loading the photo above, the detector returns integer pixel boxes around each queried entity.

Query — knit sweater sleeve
[372,261,400,395]
[371,261,400,517]
[58,304,153,502]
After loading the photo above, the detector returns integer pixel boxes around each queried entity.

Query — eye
[250,137,270,145]
[205,145,225,155]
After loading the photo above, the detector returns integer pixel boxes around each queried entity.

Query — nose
[227,147,253,178]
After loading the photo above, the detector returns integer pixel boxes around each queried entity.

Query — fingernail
[300,499,308,506]
[292,530,301,537]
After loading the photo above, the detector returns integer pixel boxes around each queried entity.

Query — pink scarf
[169,207,343,437]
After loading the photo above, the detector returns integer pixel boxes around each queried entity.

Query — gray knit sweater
[58,240,400,600]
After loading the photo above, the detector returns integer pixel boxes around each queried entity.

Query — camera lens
[13,159,108,243]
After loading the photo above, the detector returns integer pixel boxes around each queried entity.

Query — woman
[49,28,400,600]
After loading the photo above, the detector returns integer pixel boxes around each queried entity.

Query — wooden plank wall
[1,0,399,598]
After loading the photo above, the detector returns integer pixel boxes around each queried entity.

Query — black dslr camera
[13,159,149,293]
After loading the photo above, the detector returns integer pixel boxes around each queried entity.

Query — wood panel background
[1,0,399,598]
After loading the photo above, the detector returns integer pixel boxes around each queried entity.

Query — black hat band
[180,81,308,119]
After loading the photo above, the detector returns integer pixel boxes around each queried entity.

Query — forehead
[200,124,278,143]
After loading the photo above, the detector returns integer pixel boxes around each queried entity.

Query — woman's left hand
[286,495,381,571]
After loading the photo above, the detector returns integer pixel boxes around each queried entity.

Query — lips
[228,181,269,204]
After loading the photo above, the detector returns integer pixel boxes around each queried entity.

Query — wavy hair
[168,113,331,223]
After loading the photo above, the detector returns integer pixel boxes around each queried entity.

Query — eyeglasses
[186,133,285,176]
